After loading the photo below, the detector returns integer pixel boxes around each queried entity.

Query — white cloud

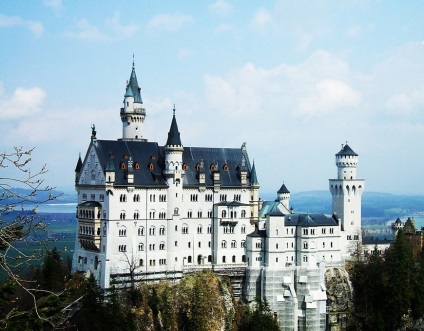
[147,13,193,31]
[250,8,272,30]
[0,14,43,37]
[43,0,63,14]
[66,19,107,41]
[386,85,424,115]
[297,79,361,116]
[209,0,232,15]
[66,13,138,41]
[0,83,46,120]
[106,12,138,38]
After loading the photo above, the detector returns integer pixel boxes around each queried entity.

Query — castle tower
[163,108,184,216]
[277,183,290,210]
[329,143,364,258]
[120,60,146,141]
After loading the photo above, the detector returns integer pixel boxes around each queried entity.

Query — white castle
[72,62,364,330]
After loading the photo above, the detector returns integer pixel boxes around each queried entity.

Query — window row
[79,226,99,236]
[302,227,335,235]
[81,193,104,202]
[221,240,246,248]
[79,209,101,219]
[136,226,166,236]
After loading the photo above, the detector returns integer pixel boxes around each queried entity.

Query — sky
[1,0,424,197]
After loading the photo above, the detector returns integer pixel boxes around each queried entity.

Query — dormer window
[123,154,129,159]
[210,164,216,171]
[195,163,200,171]
[120,162,126,170]
[183,163,188,171]
[149,163,154,171]
[223,164,229,171]
[151,154,156,160]
[134,162,140,170]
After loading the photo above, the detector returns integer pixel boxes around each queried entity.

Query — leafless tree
[0,147,62,326]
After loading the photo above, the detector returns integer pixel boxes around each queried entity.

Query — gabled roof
[166,114,182,146]
[277,183,290,194]
[85,140,255,188]
[284,213,338,227]
[336,144,358,156]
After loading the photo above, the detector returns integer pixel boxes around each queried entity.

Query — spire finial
[173,104,176,116]
[132,53,135,69]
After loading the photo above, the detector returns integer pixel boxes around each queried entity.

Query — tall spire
[250,161,259,185]
[166,106,182,146]
[128,61,142,103]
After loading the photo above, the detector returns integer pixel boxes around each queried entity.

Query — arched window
[138,227,144,236]
[241,210,246,218]
[222,210,227,218]
[221,240,227,248]
[138,243,144,251]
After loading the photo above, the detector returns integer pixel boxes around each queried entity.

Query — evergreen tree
[242,297,280,331]
[384,229,414,329]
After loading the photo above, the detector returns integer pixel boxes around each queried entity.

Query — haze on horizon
[1,1,424,195]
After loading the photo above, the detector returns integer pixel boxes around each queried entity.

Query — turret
[335,143,358,180]
[120,60,146,141]
[277,183,290,210]
[163,108,184,217]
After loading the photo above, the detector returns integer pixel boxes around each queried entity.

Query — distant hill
[0,188,76,205]
[264,190,424,218]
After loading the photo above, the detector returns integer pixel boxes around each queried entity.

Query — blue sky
[1,1,424,196]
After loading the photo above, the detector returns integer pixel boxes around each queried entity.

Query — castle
[72,62,364,330]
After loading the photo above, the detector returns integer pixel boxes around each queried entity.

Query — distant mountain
[264,190,424,218]
[0,188,77,205]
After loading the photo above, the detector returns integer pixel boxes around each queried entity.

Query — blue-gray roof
[88,140,255,188]
[336,144,358,156]
[277,183,290,194]
[166,114,182,146]
[127,65,142,103]
[285,213,338,227]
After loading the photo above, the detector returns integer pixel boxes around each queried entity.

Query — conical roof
[75,155,83,172]
[336,144,358,156]
[250,161,259,185]
[166,111,182,146]
[277,183,290,194]
[127,63,142,103]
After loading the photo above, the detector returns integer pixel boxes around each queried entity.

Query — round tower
[120,60,146,141]
[329,143,364,259]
